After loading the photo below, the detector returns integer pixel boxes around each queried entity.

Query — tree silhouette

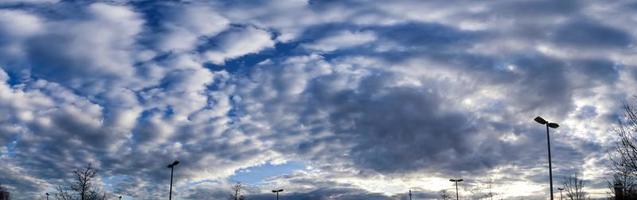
[612,104,637,171]
[610,104,637,198]
[562,174,588,200]
[229,182,246,200]
[608,173,637,199]
[55,163,106,200]
[439,189,452,200]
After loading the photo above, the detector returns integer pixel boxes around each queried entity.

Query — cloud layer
[0,0,635,199]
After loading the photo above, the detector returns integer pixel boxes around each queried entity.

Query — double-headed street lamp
[167,160,180,200]
[449,179,463,200]
[534,116,559,200]
[272,189,284,200]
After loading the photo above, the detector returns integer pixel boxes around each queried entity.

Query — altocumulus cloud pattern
[0,0,635,199]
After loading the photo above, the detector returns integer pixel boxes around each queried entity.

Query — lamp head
[548,122,559,129]
[534,116,547,124]
[167,160,180,168]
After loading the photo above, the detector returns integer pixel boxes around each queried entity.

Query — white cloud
[15,3,146,94]
[0,10,43,60]
[204,27,275,64]
[159,6,229,52]
[0,10,43,37]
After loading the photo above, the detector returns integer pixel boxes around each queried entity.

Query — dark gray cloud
[302,72,480,173]
[495,0,581,17]
[552,20,632,49]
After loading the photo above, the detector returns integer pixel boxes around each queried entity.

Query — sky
[0,0,636,199]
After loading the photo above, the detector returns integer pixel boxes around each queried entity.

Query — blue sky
[229,161,305,185]
[0,0,636,199]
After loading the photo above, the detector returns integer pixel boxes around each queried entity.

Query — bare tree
[229,182,246,200]
[609,104,637,198]
[465,178,497,200]
[468,184,483,200]
[73,163,98,200]
[55,185,73,200]
[612,105,637,172]
[607,165,637,199]
[562,174,588,200]
[55,163,106,200]
[439,189,452,200]
[484,178,496,200]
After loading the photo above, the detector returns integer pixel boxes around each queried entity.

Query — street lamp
[409,189,412,200]
[119,196,122,200]
[167,160,180,200]
[449,179,463,200]
[557,187,564,200]
[272,189,284,200]
[45,193,49,200]
[534,116,559,200]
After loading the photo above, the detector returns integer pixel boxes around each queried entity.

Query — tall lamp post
[449,179,463,200]
[557,187,564,200]
[409,189,412,200]
[534,116,559,200]
[167,160,180,200]
[46,193,49,200]
[272,189,284,200]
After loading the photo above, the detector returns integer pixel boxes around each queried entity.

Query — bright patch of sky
[229,161,305,185]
